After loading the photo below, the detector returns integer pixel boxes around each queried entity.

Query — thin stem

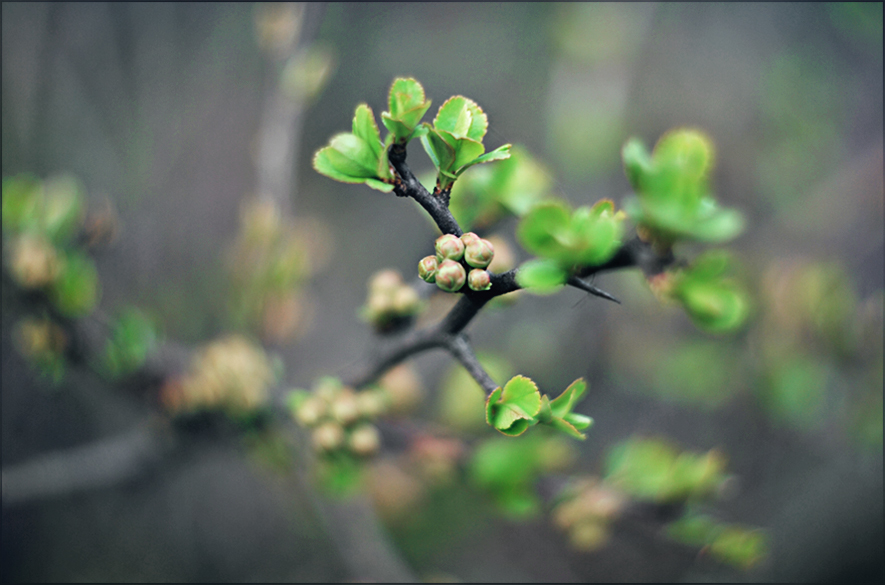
[388,143,461,236]
[446,334,498,395]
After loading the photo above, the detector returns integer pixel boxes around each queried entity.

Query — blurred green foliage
[469,433,576,518]
[103,307,159,379]
[604,437,727,503]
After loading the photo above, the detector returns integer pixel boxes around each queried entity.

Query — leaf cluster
[622,129,744,248]
[313,78,511,194]
[485,376,592,439]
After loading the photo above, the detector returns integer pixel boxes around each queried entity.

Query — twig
[1,420,174,506]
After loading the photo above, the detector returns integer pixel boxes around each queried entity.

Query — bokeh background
[2,2,882,582]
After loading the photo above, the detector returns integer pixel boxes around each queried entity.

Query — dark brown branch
[388,143,462,236]
[446,333,499,395]
[1,420,174,506]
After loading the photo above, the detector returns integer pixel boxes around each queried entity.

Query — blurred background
[2,2,882,582]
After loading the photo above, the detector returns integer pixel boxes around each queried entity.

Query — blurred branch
[254,2,326,215]
[1,420,174,507]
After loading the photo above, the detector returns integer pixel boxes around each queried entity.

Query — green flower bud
[467,268,492,291]
[10,234,61,288]
[331,389,361,425]
[295,396,327,427]
[435,260,466,292]
[348,423,381,456]
[356,390,388,418]
[435,234,465,262]
[418,255,439,283]
[464,237,495,269]
[460,232,481,247]
[312,421,345,452]
[369,269,403,296]
[392,285,420,314]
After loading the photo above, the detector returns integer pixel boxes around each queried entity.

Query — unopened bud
[391,286,420,314]
[435,260,466,293]
[312,421,345,452]
[467,268,492,291]
[460,232,481,247]
[418,256,439,283]
[356,390,388,418]
[349,423,381,456]
[11,235,60,288]
[435,234,465,262]
[370,269,403,296]
[331,390,361,425]
[464,237,495,269]
[295,396,326,427]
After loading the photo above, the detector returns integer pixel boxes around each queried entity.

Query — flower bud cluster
[160,335,275,416]
[551,476,627,552]
[9,234,61,289]
[290,377,388,457]
[419,232,496,293]
[13,316,68,381]
[360,269,423,333]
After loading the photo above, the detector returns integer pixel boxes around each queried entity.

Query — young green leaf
[485,375,542,436]
[352,104,384,163]
[622,128,744,246]
[516,258,568,295]
[50,251,100,317]
[421,95,510,192]
[517,199,624,269]
[313,105,395,192]
[669,251,751,334]
[381,77,432,143]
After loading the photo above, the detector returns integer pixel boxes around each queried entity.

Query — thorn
[567,276,621,304]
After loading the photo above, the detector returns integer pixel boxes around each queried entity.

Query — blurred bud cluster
[227,199,332,344]
[288,377,388,457]
[3,175,101,318]
[161,335,276,417]
[360,269,422,334]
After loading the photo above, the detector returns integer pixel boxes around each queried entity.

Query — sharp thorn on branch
[568,276,621,304]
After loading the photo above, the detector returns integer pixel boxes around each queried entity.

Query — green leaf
[434,96,474,139]
[622,138,653,192]
[564,412,592,430]
[382,78,432,143]
[439,353,513,432]
[451,135,486,173]
[50,251,100,317]
[464,99,488,142]
[549,417,586,440]
[671,252,751,334]
[540,379,592,439]
[517,199,623,268]
[621,128,743,245]
[352,104,384,163]
[421,128,457,174]
[459,143,512,170]
[516,258,567,295]
[42,175,85,243]
[2,175,42,233]
[103,308,158,378]
[314,134,377,179]
[710,526,768,570]
[549,378,588,418]
[517,201,572,258]
[654,129,714,183]
[486,375,542,436]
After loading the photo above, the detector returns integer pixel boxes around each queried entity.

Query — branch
[341,235,672,389]
[446,333,499,395]
[388,143,462,236]
[1,420,174,506]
